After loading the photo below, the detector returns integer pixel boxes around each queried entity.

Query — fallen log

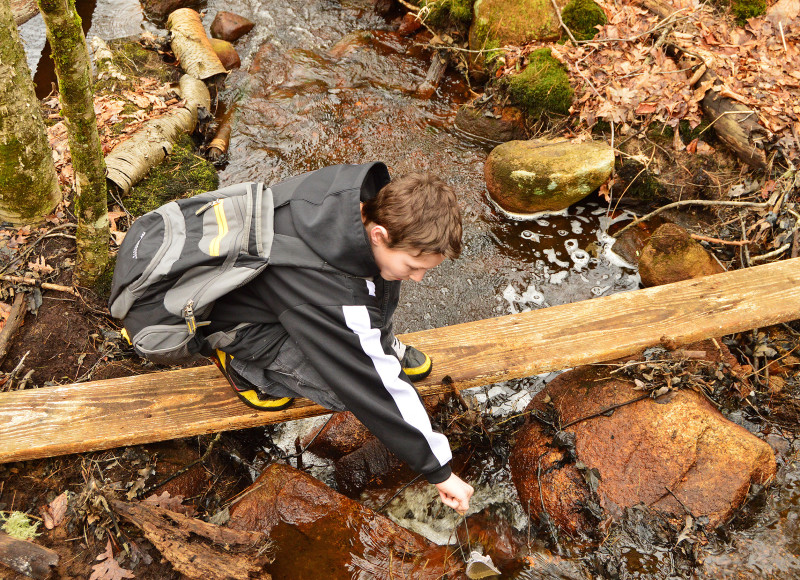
[0,257,798,464]
[166,8,227,82]
[109,499,271,580]
[0,531,59,579]
[105,75,211,195]
[636,0,767,168]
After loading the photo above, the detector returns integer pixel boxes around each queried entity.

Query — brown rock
[140,0,199,22]
[210,11,255,42]
[638,222,724,287]
[510,359,776,534]
[210,38,241,70]
[227,463,463,578]
[300,411,374,459]
[398,12,423,35]
[455,103,528,143]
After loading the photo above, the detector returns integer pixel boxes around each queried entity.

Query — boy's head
[361,173,462,281]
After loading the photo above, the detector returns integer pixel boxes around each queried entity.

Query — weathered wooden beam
[0,258,798,464]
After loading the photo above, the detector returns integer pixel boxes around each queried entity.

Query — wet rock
[485,139,614,215]
[510,362,776,535]
[334,438,409,497]
[140,0,199,22]
[210,11,255,42]
[227,463,463,578]
[398,12,423,36]
[210,38,241,70]
[608,218,665,266]
[454,103,528,143]
[638,223,724,287]
[300,411,374,459]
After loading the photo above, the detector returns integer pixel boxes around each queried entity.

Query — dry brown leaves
[508,0,799,163]
[45,76,183,189]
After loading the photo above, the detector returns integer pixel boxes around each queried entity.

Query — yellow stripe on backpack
[210,200,228,256]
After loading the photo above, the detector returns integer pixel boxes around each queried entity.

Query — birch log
[166,8,227,81]
[105,75,210,194]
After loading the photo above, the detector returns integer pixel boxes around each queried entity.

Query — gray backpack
[108,182,333,365]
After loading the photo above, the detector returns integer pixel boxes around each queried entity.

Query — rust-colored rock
[638,222,724,287]
[227,463,464,578]
[301,411,374,458]
[210,11,255,42]
[510,352,776,535]
[398,12,422,36]
[210,38,241,70]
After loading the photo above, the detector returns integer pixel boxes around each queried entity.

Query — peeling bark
[37,0,109,284]
[105,75,210,195]
[0,0,61,225]
[167,8,227,81]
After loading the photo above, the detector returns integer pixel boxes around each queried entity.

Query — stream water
[18,0,800,577]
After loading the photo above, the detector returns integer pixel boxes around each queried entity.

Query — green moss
[726,0,766,24]
[1,512,41,541]
[124,134,218,217]
[506,48,573,116]
[94,39,174,93]
[471,19,503,66]
[561,0,607,41]
[422,0,474,25]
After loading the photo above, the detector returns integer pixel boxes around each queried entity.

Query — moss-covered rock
[422,0,474,26]
[638,223,724,287]
[506,48,573,116]
[561,0,607,41]
[469,0,568,66]
[718,0,767,24]
[484,138,614,215]
[124,133,218,217]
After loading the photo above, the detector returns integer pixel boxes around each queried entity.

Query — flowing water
[18,0,799,577]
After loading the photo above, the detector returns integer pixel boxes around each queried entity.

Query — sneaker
[211,350,294,411]
[400,344,432,382]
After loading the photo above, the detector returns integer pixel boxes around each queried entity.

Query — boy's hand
[435,473,474,514]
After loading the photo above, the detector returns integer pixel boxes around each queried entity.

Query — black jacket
[209,163,453,483]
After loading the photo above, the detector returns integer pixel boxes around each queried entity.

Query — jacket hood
[272,163,391,277]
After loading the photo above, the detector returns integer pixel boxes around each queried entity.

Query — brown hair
[362,173,462,259]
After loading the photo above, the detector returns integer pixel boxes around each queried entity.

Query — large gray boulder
[485,139,614,215]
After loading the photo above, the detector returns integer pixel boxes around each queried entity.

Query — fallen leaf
[41,492,69,529]
[89,540,134,580]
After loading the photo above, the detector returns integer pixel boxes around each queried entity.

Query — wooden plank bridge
[1,258,798,464]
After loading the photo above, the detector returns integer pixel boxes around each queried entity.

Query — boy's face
[373,244,445,282]
[367,224,444,281]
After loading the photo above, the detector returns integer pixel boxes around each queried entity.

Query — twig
[560,394,651,429]
[397,0,419,12]
[779,21,788,53]
[665,486,695,518]
[613,200,770,238]
[136,433,222,499]
[0,294,27,366]
[0,223,77,276]
[1,275,78,295]
[749,242,791,264]
[698,110,757,137]
[689,233,753,246]
[550,0,578,46]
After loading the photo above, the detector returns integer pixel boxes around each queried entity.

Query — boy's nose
[409,271,426,282]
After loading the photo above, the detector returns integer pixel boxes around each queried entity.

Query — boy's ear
[367,224,391,247]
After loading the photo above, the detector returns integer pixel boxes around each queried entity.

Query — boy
[205,162,473,513]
